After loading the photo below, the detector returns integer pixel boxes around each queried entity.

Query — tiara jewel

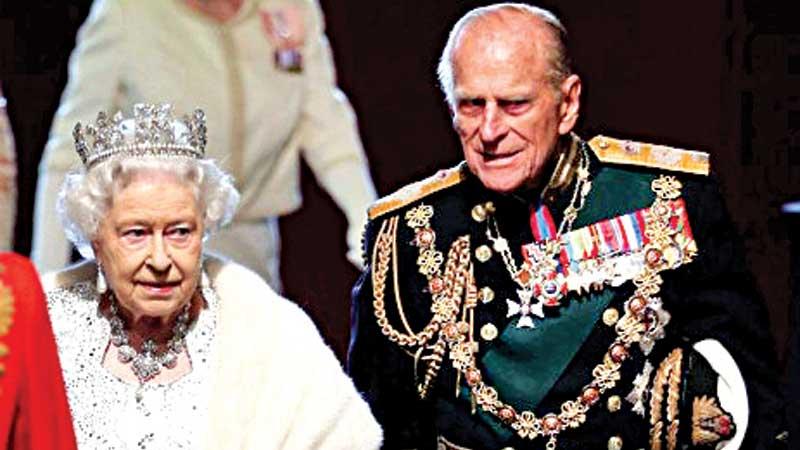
[73,103,207,169]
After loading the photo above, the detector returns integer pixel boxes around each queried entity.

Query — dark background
[1,0,797,372]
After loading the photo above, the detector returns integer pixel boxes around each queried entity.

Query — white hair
[58,156,240,259]
[436,2,572,107]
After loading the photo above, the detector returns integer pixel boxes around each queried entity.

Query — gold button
[607,436,623,450]
[607,395,622,413]
[475,245,492,262]
[480,323,498,341]
[597,137,609,149]
[602,308,619,326]
[480,287,495,304]
[471,204,487,222]
[500,447,515,450]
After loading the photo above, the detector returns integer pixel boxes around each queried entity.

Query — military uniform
[348,136,785,450]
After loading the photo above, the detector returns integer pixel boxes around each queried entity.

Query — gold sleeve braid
[649,348,683,450]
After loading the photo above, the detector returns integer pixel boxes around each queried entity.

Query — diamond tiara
[73,103,207,169]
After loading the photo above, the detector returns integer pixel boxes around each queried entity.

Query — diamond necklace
[107,296,191,383]
[485,144,592,327]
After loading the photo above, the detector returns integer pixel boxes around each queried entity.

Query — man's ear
[557,74,582,135]
[447,102,457,125]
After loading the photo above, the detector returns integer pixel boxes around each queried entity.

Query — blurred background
[0,0,797,372]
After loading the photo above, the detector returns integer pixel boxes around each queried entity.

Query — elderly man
[348,3,785,450]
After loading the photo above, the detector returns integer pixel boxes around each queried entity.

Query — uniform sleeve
[32,0,128,271]
[347,218,438,449]
[295,0,376,269]
[663,176,786,450]
[6,255,77,450]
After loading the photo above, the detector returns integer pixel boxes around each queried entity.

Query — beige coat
[0,92,15,251]
[33,0,376,271]
[42,255,383,449]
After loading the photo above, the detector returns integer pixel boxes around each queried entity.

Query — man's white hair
[436,3,572,107]
[58,156,240,259]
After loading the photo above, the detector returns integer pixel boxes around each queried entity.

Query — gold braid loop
[371,204,474,399]
[371,216,440,347]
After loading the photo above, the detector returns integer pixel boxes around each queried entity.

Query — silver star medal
[506,287,544,328]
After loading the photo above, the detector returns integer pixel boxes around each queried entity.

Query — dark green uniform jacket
[348,136,785,450]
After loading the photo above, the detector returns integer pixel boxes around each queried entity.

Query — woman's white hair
[437,3,572,107]
[58,156,240,258]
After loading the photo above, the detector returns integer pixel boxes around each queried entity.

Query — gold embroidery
[589,135,710,176]
[692,395,734,446]
[371,176,696,448]
[649,348,683,450]
[371,205,473,398]
[457,177,693,447]
[369,164,467,220]
[0,267,15,377]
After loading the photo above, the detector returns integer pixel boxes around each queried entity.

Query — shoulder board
[368,162,467,220]
[588,135,710,176]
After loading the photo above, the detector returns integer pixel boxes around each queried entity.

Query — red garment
[0,253,76,450]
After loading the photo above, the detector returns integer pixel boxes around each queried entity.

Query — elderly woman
[42,103,381,449]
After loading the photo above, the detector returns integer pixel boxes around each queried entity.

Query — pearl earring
[96,262,108,294]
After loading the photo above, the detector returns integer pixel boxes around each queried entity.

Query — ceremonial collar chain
[107,296,191,384]
[370,174,693,448]
[485,144,592,327]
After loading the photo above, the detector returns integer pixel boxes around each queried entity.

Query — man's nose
[479,103,508,144]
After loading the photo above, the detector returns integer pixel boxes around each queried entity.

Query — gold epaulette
[368,162,467,220]
[588,135,710,176]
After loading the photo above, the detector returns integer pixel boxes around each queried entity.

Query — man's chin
[478,175,525,194]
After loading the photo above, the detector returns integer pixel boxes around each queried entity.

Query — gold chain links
[371,205,474,398]
[455,176,694,446]
[369,176,694,448]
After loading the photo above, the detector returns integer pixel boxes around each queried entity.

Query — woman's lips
[138,282,180,297]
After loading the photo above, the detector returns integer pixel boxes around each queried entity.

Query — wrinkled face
[94,173,204,322]
[451,16,580,193]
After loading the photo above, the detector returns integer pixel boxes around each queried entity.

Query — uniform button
[602,308,619,326]
[500,447,515,450]
[471,204,487,222]
[607,395,622,413]
[475,245,492,262]
[607,435,623,450]
[480,323,498,341]
[480,287,495,304]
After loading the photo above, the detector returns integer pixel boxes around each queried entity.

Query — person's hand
[259,6,306,50]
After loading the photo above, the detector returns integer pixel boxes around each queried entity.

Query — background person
[32,0,376,290]
[0,85,15,251]
[0,252,76,450]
